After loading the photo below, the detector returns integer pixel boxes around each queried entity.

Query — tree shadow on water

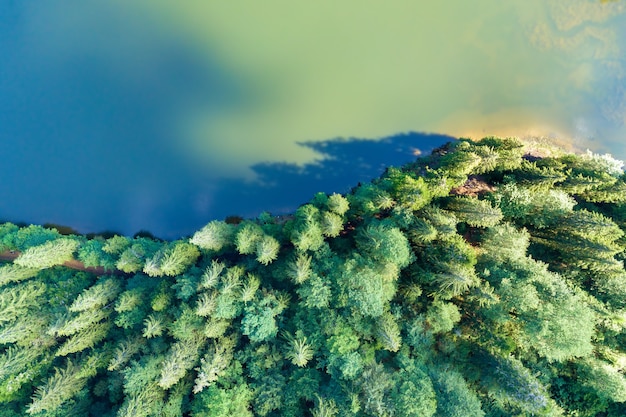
[206,132,457,221]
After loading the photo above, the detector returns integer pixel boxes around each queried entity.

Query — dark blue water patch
[1,131,454,239]
[170,132,456,239]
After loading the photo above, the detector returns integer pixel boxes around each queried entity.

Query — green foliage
[296,274,331,308]
[578,358,626,403]
[472,136,525,172]
[0,223,19,252]
[286,253,312,284]
[389,360,437,417]
[311,395,338,417]
[376,313,402,352]
[55,321,111,356]
[1,224,60,252]
[320,211,344,238]
[417,234,479,298]
[235,222,264,255]
[0,281,45,325]
[116,239,161,273]
[190,221,235,252]
[337,256,395,317]
[426,300,461,334]
[191,362,253,417]
[102,235,131,255]
[0,264,39,287]
[355,220,412,268]
[158,242,200,276]
[27,359,87,415]
[255,235,280,265]
[76,238,117,269]
[489,182,576,228]
[444,196,503,227]
[159,335,205,390]
[479,223,529,264]
[69,277,121,312]
[193,339,234,393]
[429,367,485,417]
[108,337,145,371]
[327,193,350,216]
[2,138,626,415]
[15,238,79,269]
[477,352,555,415]
[290,205,325,252]
[242,296,282,342]
[420,206,458,237]
[348,183,395,216]
[491,258,596,362]
[284,332,315,367]
[381,167,434,211]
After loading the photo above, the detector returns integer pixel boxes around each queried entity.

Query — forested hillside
[1,137,626,416]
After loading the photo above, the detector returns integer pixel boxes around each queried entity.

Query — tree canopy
[0,136,625,416]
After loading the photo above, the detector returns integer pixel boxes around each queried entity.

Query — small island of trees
[1,136,626,416]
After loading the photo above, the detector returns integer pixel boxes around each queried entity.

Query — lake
[1,0,625,238]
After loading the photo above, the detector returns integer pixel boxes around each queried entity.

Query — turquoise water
[1,0,625,238]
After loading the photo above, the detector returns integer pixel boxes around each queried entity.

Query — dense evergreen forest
[2,137,626,416]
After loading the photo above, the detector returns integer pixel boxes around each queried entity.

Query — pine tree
[108,337,145,371]
[287,253,313,284]
[200,260,225,290]
[158,242,200,276]
[14,238,79,269]
[159,335,206,390]
[311,395,338,417]
[0,281,45,325]
[193,339,234,393]
[0,264,39,287]
[376,313,402,352]
[255,235,280,265]
[53,309,109,337]
[355,221,412,268]
[235,222,264,255]
[55,321,111,357]
[389,361,437,417]
[444,196,503,228]
[190,221,235,251]
[0,344,46,401]
[142,314,165,339]
[69,277,121,312]
[291,220,325,253]
[27,359,87,414]
[428,368,485,417]
[479,223,529,264]
[116,239,161,273]
[240,274,260,303]
[578,357,626,403]
[326,193,349,216]
[284,332,315,367]
[320,211,344,238]
[102,235,131,255]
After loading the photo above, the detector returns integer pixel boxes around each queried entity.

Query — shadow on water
[192,132,456,231]
[3,131,456,240]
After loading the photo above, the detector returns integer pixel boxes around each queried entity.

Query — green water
[135,0,626,169]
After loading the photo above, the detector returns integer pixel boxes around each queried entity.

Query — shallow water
[1,0,625,238]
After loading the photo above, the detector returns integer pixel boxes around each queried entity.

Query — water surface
[1,0,625,238]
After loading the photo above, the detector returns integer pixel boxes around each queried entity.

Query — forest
[1,136,626,416]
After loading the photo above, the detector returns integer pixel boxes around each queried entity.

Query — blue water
[1,1,624,238]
